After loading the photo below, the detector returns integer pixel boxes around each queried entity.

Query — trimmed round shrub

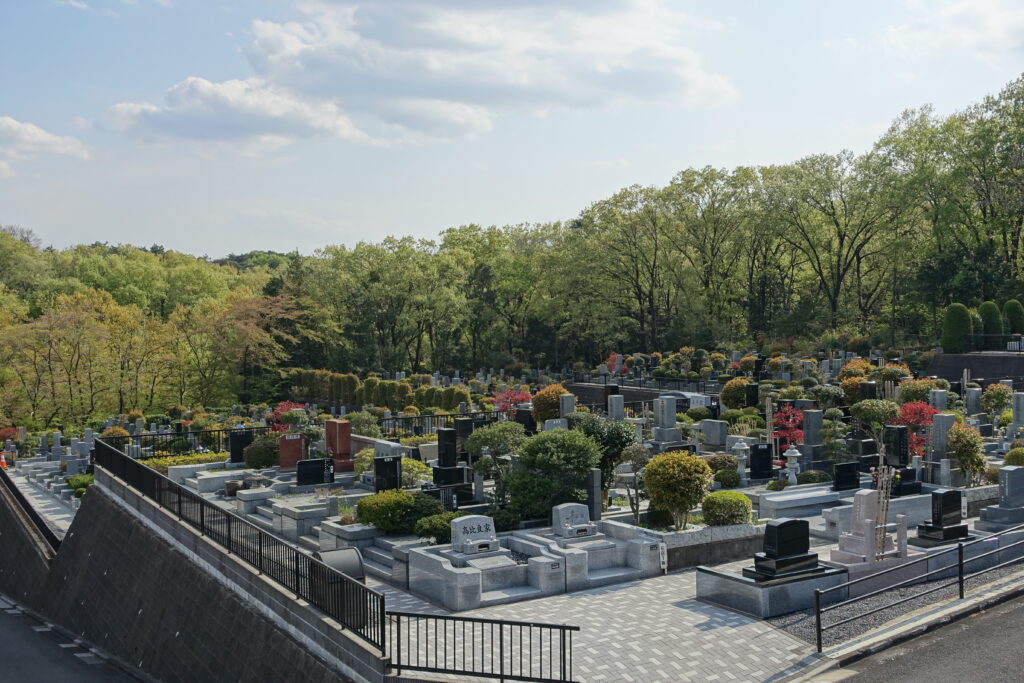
[984,466,1001,485]
[414,511,461,544]
[532,384,569,423]
[979,300,1003,337]
[243,434,279,469]
[345,411,382,438]
[824,407,845,421]
[706,453,738,473]
[506,428,602,521]
[686,406,712,421]
[357,490,415,534]
[1004,299,1024,335]
[401,458,432,487]
[714,468,740,488]
[796,469,832,484]
[720,377,749,410]
[809,384,845,410]
[701,491,752,526]
[720,409,744,425]
[401,491,445,534]
[1004,448,1024,466]
[941,303,972,353]
[644,451,713,530]
[766,478,791,491]
[101,425,130,439]
[465,420,527,459]
[981,384,1013,416]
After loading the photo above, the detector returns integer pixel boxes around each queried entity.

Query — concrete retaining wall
[0,469,394,683]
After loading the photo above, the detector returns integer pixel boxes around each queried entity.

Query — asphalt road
[0,594,135,682]
[836,596,1024,683]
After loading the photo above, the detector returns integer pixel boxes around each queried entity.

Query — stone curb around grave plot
[778,566,1024,683]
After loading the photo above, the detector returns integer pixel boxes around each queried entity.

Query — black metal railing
[966,334,1024,353]
[93,439,386,651]
[813,522,1024,652]
[389,611,579,682]
[103,426,270,459]
[379,411,507,439]
[0,465,62,552]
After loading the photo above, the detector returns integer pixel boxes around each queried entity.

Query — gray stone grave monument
[552,502,597,538]
[975,466,1024,532]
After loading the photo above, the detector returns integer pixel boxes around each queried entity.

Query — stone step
[184,477,198,489]
[255,504,275,519]
[297,534,320,552]
[587,566,640,588]
[479,585,544,607]
[362,546,393,568]
[361,557,393,581]
[246,513,274,532]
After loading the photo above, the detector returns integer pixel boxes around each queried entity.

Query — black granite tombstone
[743,518,820,580]
[859,381,878,400]
[749,444,774,479]
[892,467,922,496]
[373,455,401,492]
[297,457,335,486]
[978,423,994,438]
[514,408,537,434]
[437,428,458,468]
[883,424,909,466]
[745,383,760,408]
[833,462,860,491]
[228,429,255,464]
[432,464,467,486]
[454,418,474,446]
[754,357,765,375]
[916,488,968,544]
[603,384,620,399]
[949,380,963,396]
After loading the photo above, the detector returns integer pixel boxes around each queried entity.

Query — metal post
[294,549,301,598]
[226,514,232,554]
[814,590,823,653]
[560,628,567,681]
[499,623,505,683]
[257,532,263,575]
[395,614,401,674]
[958,543,965,599]
[199,503,205,537]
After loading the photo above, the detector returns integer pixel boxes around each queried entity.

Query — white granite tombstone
[551,502,597,538]
[451,515,499,554]
[559,394,576,417]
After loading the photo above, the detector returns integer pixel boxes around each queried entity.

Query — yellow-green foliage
[353,447,375,474]
[532,384,568,423]
[142,452,229,475]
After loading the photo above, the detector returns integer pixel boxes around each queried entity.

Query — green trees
[941,303,972,353]
[979,301,1003,342]
[566,411,639,493]
[506,429,602,522]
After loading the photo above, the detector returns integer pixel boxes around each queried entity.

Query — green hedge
[941,303,972,353]
[414,512,462,544]
[701,491,752,526]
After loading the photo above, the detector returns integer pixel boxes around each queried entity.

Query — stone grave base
[695,565,848,618]
[821,552,926,598]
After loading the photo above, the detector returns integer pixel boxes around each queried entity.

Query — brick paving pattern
[370,569,815,682]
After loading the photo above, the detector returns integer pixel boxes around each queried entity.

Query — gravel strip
[768,558,1024,648]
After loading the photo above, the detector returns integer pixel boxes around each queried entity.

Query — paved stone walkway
[369,569,816,682]
[6,469,76,538]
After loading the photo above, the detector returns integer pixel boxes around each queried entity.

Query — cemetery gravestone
[976,466,1024,532]
[297,458,335,487]
[551,502,597,538]
[373,455,401,492]
[278,433,306,472]
[883,424,909,466]
[916,489,968,545]
[749,444,773,479]
[451,515,499,554]
[743,518,819,580]
[833,462,860,491]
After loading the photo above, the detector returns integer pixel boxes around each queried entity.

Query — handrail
[0,465,62,552]
[93,439,387,652]
[813,520,1024,651]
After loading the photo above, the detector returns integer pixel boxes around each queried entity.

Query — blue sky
[2,0,1024,257]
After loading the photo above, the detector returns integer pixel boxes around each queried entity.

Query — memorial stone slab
[833,462,860,491]
[451,515,499,554]
[551,503,597,538]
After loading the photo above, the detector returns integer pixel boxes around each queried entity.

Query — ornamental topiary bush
[766,478,791,491]
[701,491,752,526]
[353,447,374,475]
[532,384,569,423]
[357,490,415,534]
[981,383,1013,416]
[465,421,526,459]
[714,468,740,488]
[414,511,461,544]
[979,300,1004,338]
[941,303,972,353]
[705,453,738,472]
[720,377,749,409]
[143,452,229,475]
[400,491,445,533]
[686,406,712,421]
[243,434,279,469]
[345,411,382,438]
[1004,299,1024,335]
[400,458,432,488]
[643,450,713,530]
[506,428,602,521]
[948,423,986,487]
[1004,448,1024,466]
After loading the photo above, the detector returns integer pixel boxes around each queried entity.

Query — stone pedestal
[278,433,306,472]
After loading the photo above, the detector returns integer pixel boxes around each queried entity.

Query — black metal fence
[93,439,386,651]
[379,411,507,439]
[966,334,1024,352]
[0,465,62,552]
[389,611,579,682]
[813,522,1024,652]
[103,426,270,458]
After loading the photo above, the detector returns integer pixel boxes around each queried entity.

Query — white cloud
[881,0,1024,61]
[54,0,118,17]
[0,116,91,177]
[109,0,734,147]
[106,77,369,145]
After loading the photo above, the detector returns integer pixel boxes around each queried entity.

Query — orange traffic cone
[0,453,7,470]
